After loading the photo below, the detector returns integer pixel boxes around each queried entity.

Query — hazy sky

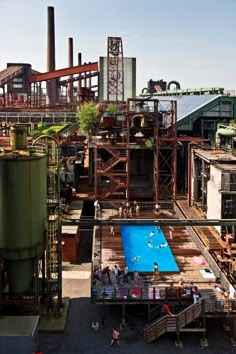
[1,0,236,94]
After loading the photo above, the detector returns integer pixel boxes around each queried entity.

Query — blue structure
[121,226,179,272]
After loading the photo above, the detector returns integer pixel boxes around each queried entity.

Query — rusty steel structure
[92,98,204,202]
[107,37,124,102]
[92,98,177,201]
[0,6,99,110]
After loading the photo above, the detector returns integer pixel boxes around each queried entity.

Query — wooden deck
[92,205,232,313]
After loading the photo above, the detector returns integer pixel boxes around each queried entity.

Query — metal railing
[0,112,77,124]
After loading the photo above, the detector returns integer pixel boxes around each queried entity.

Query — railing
[0,112,77,124]
[91,285,193,302]
[144,300,203,343]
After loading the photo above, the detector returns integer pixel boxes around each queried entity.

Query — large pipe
[215,127,236,149]
[46,6,56,106]
[68,37,74,104]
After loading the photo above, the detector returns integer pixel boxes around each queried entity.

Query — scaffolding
[93,98,178,201]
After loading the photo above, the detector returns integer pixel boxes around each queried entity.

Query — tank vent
[10,125,27,150]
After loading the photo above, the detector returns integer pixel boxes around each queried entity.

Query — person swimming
[155,242,168,248]
[147,241,153,248]
[131,256,142,262]
[145,230,155,238]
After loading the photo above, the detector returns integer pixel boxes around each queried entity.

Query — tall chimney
[77,52,82,103]
[67,37,74,104]
[46,6,56,106]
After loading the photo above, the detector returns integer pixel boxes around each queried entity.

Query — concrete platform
[39,297,70,332]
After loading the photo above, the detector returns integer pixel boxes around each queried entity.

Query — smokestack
[67,37,74,104]
[46,6,56,106]
[77,52,82,103]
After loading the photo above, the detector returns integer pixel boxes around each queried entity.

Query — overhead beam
[30,62,98,83]
[60,72,98,85]
[62,217,236,227]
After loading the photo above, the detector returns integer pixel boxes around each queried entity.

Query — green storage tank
[0,129,47,294]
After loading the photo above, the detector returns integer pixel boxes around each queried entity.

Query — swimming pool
[120,225,179,272]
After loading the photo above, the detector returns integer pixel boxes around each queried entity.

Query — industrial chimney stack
[67,37,74,104]
[46,6,56,106]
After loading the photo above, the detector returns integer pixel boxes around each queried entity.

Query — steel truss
[107,37,124,102]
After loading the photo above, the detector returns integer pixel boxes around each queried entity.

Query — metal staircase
[95,145,127,199]
[144,300,204,343]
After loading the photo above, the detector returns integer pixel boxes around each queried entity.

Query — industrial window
[13,83,23,89]
[13,77,23,83]
[230,174,236,191]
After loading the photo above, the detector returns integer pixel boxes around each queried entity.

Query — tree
[77,102,99,135]
[106,103,118,114]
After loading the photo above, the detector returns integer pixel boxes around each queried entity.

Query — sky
[1,0,236,94]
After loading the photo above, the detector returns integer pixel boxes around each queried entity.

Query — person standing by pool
[133,270,139,285]
[169,226,174,240]
[123,266,129,283]
[114,265,121,285]
[153,262,160,281]
[118,204,123,218]
[154,203,160,216]
[135,203,140,216]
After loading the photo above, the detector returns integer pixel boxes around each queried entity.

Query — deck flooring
[93,206,229,308]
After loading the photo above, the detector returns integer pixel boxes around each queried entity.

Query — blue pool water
[120,225,179,272]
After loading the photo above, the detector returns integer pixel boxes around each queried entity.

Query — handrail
[144,300,203,343]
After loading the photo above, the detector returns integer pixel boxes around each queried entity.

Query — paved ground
[38,263,236,354]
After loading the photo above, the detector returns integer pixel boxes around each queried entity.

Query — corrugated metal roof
[0,66,24,86]
[158,94,221,121]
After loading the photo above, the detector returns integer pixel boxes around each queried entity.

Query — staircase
[96,146,127,199]
[144,300,204,343]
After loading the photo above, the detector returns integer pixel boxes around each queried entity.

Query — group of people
[178,278,202,303]
[94,264,131,286]
[118,200,140,218]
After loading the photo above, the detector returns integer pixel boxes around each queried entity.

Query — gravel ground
[38,263,236,354]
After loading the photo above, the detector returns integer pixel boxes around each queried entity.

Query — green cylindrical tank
[10,124,27,150]
[0,152,47,294]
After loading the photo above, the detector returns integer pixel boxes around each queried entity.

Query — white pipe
[215,127,235,148]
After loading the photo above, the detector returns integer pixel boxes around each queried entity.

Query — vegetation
[29,124,65,137]
[106,103,118,114]
[145,136,155,150]
[77,102,100,135]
